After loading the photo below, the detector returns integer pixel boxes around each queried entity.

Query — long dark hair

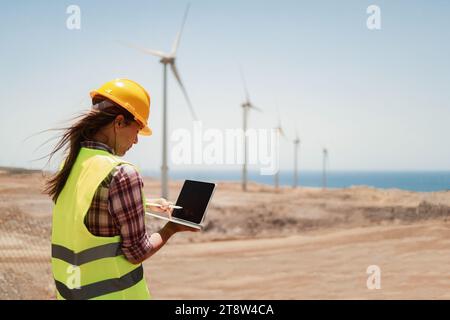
[44,99,135,203]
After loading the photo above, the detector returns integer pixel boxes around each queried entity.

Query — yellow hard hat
[90,78,152,136]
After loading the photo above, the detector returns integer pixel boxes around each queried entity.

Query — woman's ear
[115,115,125,128]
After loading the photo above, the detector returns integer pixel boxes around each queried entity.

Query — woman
[45,78,196,300]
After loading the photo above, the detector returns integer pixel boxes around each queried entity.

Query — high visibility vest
[51,147,151,300]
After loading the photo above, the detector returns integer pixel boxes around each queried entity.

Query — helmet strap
[113,122,118,156]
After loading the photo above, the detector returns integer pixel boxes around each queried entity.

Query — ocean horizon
[141,169,450,192]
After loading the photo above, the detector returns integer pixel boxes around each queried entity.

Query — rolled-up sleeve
[108,164,152,262]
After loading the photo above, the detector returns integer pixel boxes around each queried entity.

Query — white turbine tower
[123,4,197,198]
[240,68,262,191]
[322,147,328,190]
[293,128,300,188]
[274,107,286,190]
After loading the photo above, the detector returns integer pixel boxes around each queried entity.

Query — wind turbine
[273,107,286,190]
[293,128,300,188]
[122,4,197,199]
[240,68,262,191]
[322,147,328,190]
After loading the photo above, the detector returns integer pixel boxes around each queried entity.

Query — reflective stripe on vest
[52,243,122,266]
[51,147,151,300]
[55,265,144,300]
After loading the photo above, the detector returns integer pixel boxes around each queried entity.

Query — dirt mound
[0,206,50,241]
[171,193,450,244]
[358,201,450,223]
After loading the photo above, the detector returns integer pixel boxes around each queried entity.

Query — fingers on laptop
[167,207,174,218]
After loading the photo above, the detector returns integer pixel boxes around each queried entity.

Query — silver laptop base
[145,211,203,230]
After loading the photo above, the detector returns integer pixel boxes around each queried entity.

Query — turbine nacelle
[242,102,261,112]
[241,102,250,108]
[160,56,176,64]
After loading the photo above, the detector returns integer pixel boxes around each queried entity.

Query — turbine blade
[239,66,250,103]
[119,41,167,58]
[171,3,190,56]
[276,106,282,127]
[170,62,198,120]
[249,104,262,112]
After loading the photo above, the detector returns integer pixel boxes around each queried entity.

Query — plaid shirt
[81,141,152,262]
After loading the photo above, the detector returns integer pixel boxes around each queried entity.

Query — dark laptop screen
[173,180,215,224]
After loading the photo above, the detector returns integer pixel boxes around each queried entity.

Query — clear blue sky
[1,0,449,172]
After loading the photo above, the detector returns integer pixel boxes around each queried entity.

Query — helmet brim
[139,126,152,136]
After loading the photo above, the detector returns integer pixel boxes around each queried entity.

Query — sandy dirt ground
[1,169,450,299]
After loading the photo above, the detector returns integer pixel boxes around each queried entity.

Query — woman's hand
[146,198,174,218]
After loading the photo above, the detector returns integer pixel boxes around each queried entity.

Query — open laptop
[145,180,216,230]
